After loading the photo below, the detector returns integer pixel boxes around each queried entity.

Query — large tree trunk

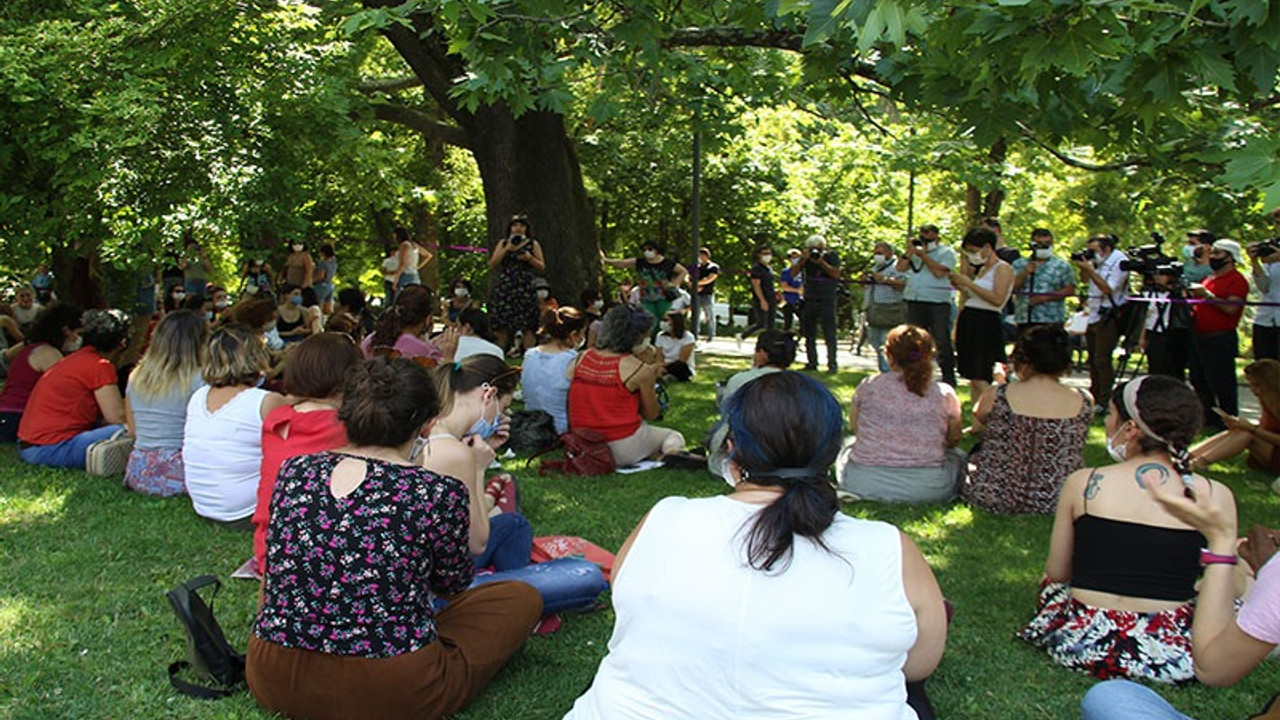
[468,106,599,297]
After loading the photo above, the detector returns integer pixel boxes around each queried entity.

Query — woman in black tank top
[1019,375,1236,685]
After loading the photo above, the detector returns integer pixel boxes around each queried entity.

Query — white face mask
[660,321,672,333]
[214,299,228,309]
[173,291,186,302]
[874,253,890,265]
[536,289,550,300]
[967,250,986,266]
[291,244,303,252]
[1033,246,1053,260]
[592,300,604,312]
[1106,425,1129,463]
[642,249,657,261]
[759,254,773,264]
[924,240,939,252]
[633,338,652,354]
[454,287,469,298]
[720,457,736,487]
[64,336,83,353]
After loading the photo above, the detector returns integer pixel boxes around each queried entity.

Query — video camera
[1119,232,1183,281]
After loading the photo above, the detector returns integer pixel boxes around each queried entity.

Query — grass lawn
[3,352,1279,719]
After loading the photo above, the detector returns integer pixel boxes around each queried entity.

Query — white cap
[1213,238,1242,264]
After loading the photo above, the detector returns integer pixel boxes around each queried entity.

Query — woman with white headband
[1019,374,1236,684]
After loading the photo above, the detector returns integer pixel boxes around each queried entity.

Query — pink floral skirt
[124,447,187,497]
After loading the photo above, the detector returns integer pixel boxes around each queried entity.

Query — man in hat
[1189,238,1249,430]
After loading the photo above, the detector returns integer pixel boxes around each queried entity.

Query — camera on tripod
[1119,232,1182,281]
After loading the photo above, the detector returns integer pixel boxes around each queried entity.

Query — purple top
[360,331,443,362]
[252,452,473,657]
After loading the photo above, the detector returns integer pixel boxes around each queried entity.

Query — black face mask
[1209,256,1232,271]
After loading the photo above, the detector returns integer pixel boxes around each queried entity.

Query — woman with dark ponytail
[1021,374,1236,684]
[360,284,455,364]
[565,371,947,720]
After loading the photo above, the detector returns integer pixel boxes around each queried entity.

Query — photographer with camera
[1012,228,1076,336]
[1183,229,1215,284]
[899,224,958,387]
[488,215,546,357]
[1188,239,1249,431]
[1074,233,1130,413]
[798,235,842,373]
[1248,209,1280,362]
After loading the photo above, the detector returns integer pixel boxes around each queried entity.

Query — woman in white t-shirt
[565,371,947,720]
[655,311,695,382]
[183,324,287,525]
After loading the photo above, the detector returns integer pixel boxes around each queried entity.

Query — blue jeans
[474,512,533,571]
[695,294,716,340]
[20,425,124,469]
[866,325,891,373]
[1081,680,1193,720]
[397,272,420,290]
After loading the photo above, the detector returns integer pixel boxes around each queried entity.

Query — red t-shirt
[18,347,117,445]
[1194,269,1248,334]
[253,406,349,573]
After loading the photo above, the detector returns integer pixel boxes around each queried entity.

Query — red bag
[532,535,617,583]
[538,429,616,477]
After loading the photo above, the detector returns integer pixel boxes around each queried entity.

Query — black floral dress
[490,250,540,333]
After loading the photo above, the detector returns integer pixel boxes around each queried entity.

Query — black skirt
[955,307,1006,381]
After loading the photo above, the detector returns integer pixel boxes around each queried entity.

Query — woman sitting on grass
[1190,359,1280,477]
[0,304,82,443]
[253,332,364,574]
[565,371,947,720]
[707,329,797,480]
[424,355,532,571]
[655,311,696,382]
[183,324,287,526]
[962,325,1092,514]
[123,310,207,496]
[521,307,586,435]
[1020,375,1233,684]
[247,358,543,720]
[18,309,131,470]
[839,324,965,504]
[568,304,684,467]
[361,284,453,364]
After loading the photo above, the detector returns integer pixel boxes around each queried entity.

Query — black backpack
[166,575,245,699]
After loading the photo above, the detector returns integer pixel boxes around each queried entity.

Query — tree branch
[370,103,472,148]
[664,26,805,52]
[357,75,424,95]
[1016,122,1151,171]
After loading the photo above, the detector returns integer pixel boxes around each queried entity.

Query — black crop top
[1072,515,1204,601]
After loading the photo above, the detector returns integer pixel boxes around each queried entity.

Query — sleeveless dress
[490,249,540,333]
[962,384,1091,514]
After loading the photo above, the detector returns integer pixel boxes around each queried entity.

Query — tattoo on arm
[1084,471,1103,500]
[1135,462,1170,489]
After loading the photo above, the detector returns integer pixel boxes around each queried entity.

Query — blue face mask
[290,296,302,306]
[466,390,502,439]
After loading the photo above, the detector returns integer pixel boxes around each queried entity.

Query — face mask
[201,311,212,322]
[173,291,186,302]
[454,287,469,298]
[291,244,303,252]
[263,322,277,333]
[720,457,736,487]
[1091,254,1103,268]
[1209,255,1231,271]
[633,338,652,354]
[214,299,228,309]
[925,240,939,252]
[660,321,672,333]
[536,289,550,300]
[64,336,83,353]
[1105,425,1129,463]
[642,249,657,261]
[1033,246,1053,260]
[967,250,986,266]
[1182,245,1197,261]
[290,296,302,306]
[760,254,773,264]
[874,254,889,265]
[592,300,604,312]
[466,389,502,439]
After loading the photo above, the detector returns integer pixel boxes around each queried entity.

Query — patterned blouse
[252,452,473,658]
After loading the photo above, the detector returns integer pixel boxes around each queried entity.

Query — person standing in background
[900,224,958,386]
[693,247,719,342]
[738,246,777,342]
[391,226,433,292]
[180,233,213,298]
[862,242,907,373]
[1189,239,1249,431]
[1249,209,1280,362]
[1076,233,1130,413]
[798,234,843,374]
[312,244,337,316]
[779,248,804,332]
[1182,229,1215,284]
[281,241,314,291]
[1012,228,1075,336]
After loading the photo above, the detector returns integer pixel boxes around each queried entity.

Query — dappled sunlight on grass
[0,484,69,526]
[899,503,974,541]
[0,596,35,655]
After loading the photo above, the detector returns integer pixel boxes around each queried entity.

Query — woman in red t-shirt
[0,304,82,443]
[567,304,684,467]
[253,333,365,574]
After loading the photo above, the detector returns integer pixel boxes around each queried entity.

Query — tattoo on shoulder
[1084,471,1103,500]
[1135,462,1170,489]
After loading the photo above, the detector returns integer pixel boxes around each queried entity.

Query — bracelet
[1200,549,1239,566]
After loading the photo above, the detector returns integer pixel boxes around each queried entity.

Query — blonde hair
[1246,360,1280,420]
[130,310,207,400]
[203,324,270,387]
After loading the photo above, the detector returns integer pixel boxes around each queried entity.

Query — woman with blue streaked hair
[564,371,948,720]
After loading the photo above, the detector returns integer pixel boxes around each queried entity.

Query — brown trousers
[246,581,543,720]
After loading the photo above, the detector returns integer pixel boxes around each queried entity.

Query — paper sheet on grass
[616,460,665,474]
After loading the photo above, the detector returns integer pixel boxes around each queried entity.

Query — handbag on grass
[165,575,245,699]
[535,429,615,476]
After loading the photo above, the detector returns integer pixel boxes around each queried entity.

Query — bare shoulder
[421,436,474,478]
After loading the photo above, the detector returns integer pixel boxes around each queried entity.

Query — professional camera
[509,235,530,253]
[911,238,925,248]
[809,247,822,259]
[1069,248,1096,262]
[1248,238,1280,258]
[1119,232,1182,280]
